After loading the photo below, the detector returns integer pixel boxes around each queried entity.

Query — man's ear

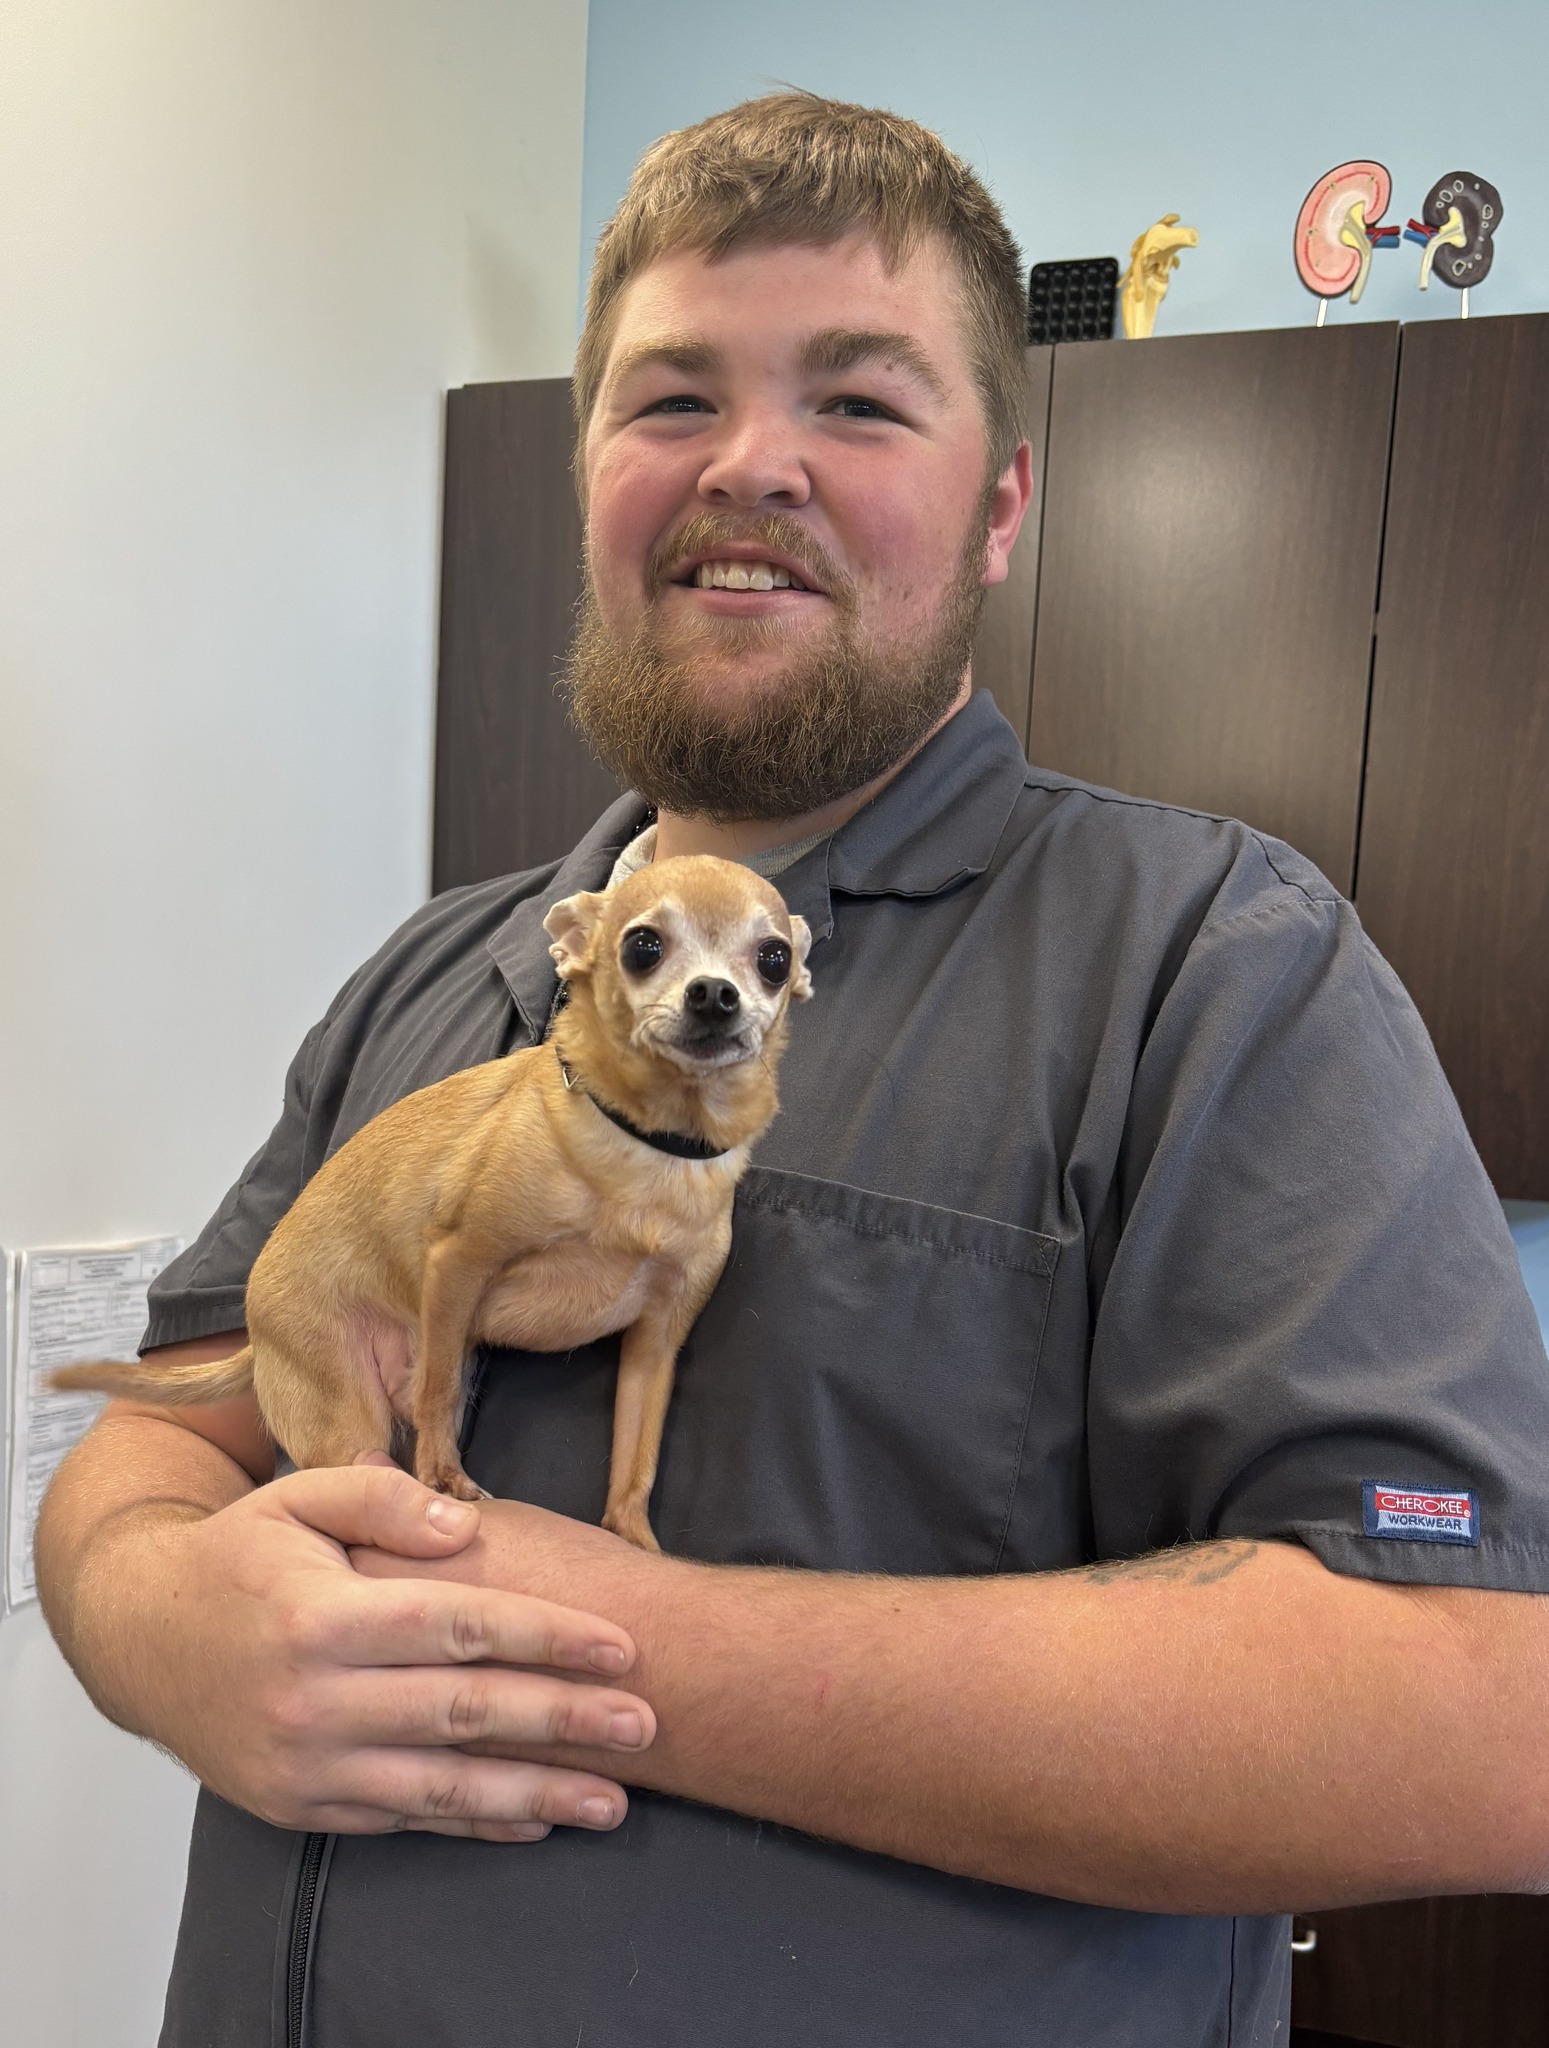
[543,891,607,979]
[788,914,814,1000]
[981,441,1034,588]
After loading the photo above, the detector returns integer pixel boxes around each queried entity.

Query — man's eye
[756,938,792,986]
[826,396,897,422]
[621,927,665,974]
[644,395,711,416]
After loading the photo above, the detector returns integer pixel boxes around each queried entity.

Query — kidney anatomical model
[1295,161,1397,311]
[1414,172,1504,294]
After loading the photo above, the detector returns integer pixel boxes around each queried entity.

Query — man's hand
[37,1405,655,1843]
[348,1493,679,1778]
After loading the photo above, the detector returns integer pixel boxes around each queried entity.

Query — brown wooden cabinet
[1353,313,1549,1199]
[1290,1894,1549,2047]
[1013,314,1548,1195]
[432,378,608,892]
[1028,323,1398,893]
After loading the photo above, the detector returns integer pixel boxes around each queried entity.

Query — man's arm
[36,1338,659,1842]
[355,1500,1549,1913]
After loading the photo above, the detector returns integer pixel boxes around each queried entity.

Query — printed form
[1,1249,12,1608]
[5,1236,181,1608]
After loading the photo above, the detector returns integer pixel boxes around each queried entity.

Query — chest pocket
[464,1166,1058,1576]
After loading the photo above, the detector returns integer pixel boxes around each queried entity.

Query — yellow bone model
[1118,214,1200,339]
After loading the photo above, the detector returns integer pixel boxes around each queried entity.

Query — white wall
[0,3,589,2039]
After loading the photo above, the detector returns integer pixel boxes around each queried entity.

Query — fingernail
[425,1498,476,1533]
[578,1797,617,1828]
[512,1821,549,1842]
[607,1711,645,1749]
[587,1643,627,1674]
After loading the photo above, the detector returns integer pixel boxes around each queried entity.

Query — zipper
[286,1832,329,2048]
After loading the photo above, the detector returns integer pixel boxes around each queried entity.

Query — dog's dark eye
[755,938,792,987]
[620,926,665,975]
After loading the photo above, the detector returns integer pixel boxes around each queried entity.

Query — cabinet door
[1354,312,1549,1198]
[1290,1894,1549,2047]
[432,380,614,892]
[1028,325,1399,891]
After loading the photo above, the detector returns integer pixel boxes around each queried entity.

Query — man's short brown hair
[575,91,1028,480]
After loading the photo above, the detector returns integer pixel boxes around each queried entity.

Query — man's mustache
[643,513,855,609]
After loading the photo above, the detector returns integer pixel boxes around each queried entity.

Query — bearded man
[37,94,1549,2048]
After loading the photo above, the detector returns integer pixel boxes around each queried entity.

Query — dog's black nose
[684,976,741,1022]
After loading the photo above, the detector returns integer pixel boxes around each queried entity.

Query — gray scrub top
[146,690,1549,2048]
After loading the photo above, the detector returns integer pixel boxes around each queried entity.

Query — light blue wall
[579,0,1547,340]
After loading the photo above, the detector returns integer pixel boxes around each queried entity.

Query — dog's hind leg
[410,1245,488,1501]
[251,1321,395,1473]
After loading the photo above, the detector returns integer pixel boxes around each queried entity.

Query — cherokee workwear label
[1362,1482,1479,1544]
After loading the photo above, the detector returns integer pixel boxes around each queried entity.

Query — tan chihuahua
[54,856,812,1549]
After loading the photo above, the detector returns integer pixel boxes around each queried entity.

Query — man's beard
[562,503,991,824]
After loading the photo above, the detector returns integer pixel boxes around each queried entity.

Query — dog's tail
[48,1345,256,1407]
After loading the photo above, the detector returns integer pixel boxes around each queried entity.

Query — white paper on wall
[1,1249,14,1615]
[5,1236,181,1609]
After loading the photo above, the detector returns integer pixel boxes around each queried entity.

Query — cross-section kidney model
[1295,161,1399,316]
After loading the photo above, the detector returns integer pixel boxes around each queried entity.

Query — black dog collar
[555,1051,729,1161]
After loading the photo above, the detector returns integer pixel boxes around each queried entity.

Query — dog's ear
[788,914,814,1001]
[543,891,607,979]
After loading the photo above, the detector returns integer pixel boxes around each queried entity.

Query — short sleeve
[140,1018,326,1351]
[1088,857,1549,1592]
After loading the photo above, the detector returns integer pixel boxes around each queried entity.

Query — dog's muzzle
[685,977,740,1024]
[662,977,755,1064]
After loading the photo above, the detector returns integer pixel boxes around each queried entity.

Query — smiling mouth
[689,560,810,592]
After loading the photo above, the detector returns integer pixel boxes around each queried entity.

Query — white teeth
[692,559,805,591]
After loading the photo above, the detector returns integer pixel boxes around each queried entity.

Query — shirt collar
[486,689,1028,1036]
[779,689,1030,941]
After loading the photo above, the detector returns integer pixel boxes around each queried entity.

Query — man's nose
[696,410,811,509]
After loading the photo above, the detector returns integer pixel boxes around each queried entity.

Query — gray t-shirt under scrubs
[145,689,1549,2048]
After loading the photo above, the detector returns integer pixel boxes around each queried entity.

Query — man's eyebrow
[606,337,723,391]
[797,327,949,402]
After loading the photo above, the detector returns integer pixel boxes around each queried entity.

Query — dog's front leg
[602,1310,681,1553]
[411,1240,490,1501]
[603,1253,725,1551]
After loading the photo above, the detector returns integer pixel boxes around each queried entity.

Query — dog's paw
[442,1473,489,1503]
[415,1452,486,1503]
[601,1500,661,1552]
